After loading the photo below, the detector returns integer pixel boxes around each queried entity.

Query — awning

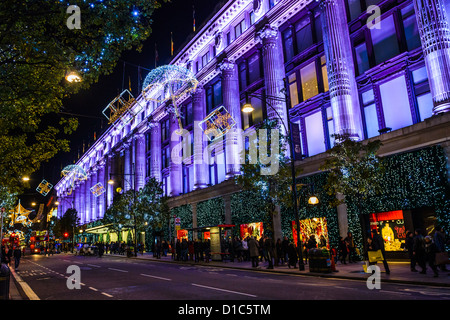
[84,223,113,234]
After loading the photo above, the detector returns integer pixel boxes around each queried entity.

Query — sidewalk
[107,252,450,288]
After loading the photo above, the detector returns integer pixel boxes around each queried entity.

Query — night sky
[24,0,225,206]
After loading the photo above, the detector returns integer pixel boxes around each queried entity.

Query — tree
[319,133,385,254]
[102,177,168,242]
[0,0,166,195]
[53,208,80,239]
[235,119,299,236]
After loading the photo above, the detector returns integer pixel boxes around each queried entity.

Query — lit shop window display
[240,222,264,240]
[177,229,188,241]
[369,210,406,251]
[292,217,329,249]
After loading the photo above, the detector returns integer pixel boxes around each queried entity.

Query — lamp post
[55,196,76,252]
[241,89,306,271]
[108,163,138,257]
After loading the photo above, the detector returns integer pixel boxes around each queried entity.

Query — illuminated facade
[55,0,450,247]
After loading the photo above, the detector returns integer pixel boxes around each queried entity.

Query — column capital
[217,58,236,73]
[256,24,278,44]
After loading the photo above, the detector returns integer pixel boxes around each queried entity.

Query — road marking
[89,287,98,291]
[108,268,128,273]
[87,264,101,268]
[101,292,113,298]
[191,283,257,298]
[140,273,172,281]
[10,268,40,300]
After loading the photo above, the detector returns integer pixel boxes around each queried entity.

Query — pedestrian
[344,232,356,263]
[423,236,439,277]
[233,237,242,262]
[176,239,181,261]
[281,236,289,265]
[188,240,194,261]
[433,226,448,272]
[204,239,211,263]
[264,236,275,269]
[247,236,260,268]
[405,231,417,272]
[287,241,298,269]
[338,237,348,264]
[241,237,249,261]
[366,236,380,266]
[276,238,283,265]
[371,229,390,274]
[413,229,426,273]
[181,238,188,261]
[13,246,21,269]
[228,238,235,262]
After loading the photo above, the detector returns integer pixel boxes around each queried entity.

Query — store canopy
[186,224,235,232]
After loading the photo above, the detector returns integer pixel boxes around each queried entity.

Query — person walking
[338,237,348,264]
[287,241,298,269]
[281,236,289,265]
[248,236,260,268]
[371,229,390,274]
[345,232,356,263]
[264,236,275,269]
[413,229,426,273]
[13,246,21,269]
[433,226,448,271]
[405,231,417,272]
[423,236,439,277]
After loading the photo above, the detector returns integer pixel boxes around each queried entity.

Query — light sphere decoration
[142,65,198,134]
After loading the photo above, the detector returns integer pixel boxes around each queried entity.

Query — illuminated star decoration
[141,65,198,135]
[36,179,53,196]
[198,106,236,141]
[90,182,106,197]
[61,165,88,195]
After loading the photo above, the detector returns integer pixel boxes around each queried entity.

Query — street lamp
[241,89,306,271]
[109,163,138,257]
[65,70,82,83]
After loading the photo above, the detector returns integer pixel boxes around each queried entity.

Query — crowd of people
[1,244,22,270]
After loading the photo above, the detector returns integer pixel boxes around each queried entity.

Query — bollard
[0,263,10,300]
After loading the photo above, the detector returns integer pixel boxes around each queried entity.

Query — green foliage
[53,208,80,238]
[0,0,165,194]
[197,197,224,227]
[319,133,385,206]
[102,177,167,241]
[235,119,299,219]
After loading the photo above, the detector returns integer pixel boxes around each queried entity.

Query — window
[238,62,247,91]
[320,55,329,92]
[161,146,170,169]
[412,67,433,121]
[182,102,193,127]
[354,41,370,75]
[305,111,326,156]
[161,118,169,142]
[300,61,319,101]
[242,94,264,129]
[347,0,362,21]
[182,165,194,194]
[326,107,335,148]
[206,80,223,113]
[235,19,246,38]
[247,53,261,84]
[379,75,413,131]
[226,32,231,46]
[250,11,256,25]
[361,89,380,138]
[200,51,210,70]
[288,73,299,107]
[295,16,313,54]
[401,4,421,51]
[208,151,226,185]
[370,15,400,65]
[282,28,295,62]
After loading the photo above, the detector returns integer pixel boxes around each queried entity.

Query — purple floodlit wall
[54,0,450,225]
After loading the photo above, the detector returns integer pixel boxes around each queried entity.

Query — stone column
[97,159,106,219]
[169,113,182,196]
[90,167,98,222]
[320,0,362,140]
[134,133,146,191]
[106,153,115,208]
[192,87,208,189]
[218,58,242,178]
[149,121,162,182]
[414,0,450,114]
[84,176,91,223]
[256,24,289,135]
[123,141,132,192]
